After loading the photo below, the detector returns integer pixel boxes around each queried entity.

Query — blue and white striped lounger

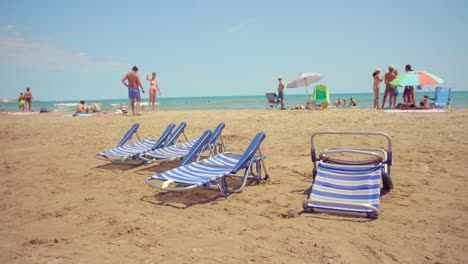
[176,123,227,154]
[139,123,225,164]
[145,132,270,196]
[139,129,213,164]
[303,131,393,219]
[303,161,382,219]
[95,123,176,164]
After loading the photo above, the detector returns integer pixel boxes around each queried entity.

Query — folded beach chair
[145,132,270,197]
[139,123,226,164]
[310,84,330,109]
[266,93,280,109]
[302,132,393,219]
[432,87,451,108]
[95,122,186,164]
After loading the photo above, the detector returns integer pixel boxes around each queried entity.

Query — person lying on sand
[290,104,305,110]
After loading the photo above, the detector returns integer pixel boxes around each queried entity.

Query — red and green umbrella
[391,71,444,86]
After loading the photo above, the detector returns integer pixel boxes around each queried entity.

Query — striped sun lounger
[95,123,180,164]
[303,132,393,219]
[145,132,270,197]
[139,123,225,164]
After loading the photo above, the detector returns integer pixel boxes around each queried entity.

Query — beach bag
[394,88,399,96]
[40,107,49,113]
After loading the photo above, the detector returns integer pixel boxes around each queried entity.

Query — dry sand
[0,108,467,263]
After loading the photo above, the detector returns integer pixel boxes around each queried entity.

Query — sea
[1,91,467,112]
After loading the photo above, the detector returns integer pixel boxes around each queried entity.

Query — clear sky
[0,0,467,101]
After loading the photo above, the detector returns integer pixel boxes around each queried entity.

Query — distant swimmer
[122,66,145,116]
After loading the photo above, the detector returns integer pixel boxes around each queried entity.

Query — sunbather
[76,100,88,113]
[420,95,429,107]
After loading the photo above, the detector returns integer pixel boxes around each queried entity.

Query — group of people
[333,97,357,107]
[121,66,161,116]
[17,87,33,112]
[75,101,101,114]
[373,64,419,109]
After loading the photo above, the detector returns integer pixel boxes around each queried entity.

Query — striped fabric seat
[201,153,264,167]
[95,123,176,163]
[139,123,225,164]
[145,132,270,197]
[152,161,234,186]
[304,131,393,219]
[304,162,382,218]
[99,139,159,157]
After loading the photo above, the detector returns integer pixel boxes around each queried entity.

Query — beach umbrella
[391,71,444,87]
[286,72,324,90]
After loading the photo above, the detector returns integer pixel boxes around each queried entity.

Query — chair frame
[145,132,270,197]
[303,131,393,218]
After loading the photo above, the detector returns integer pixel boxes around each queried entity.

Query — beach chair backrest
[434,87,451,106]
[232,132,266,173]
[265,93,277,103]
[207,122,225,146]
[164,122,187,147]
[181,130,212,165]
[312,85,330,104]
[117,123,139,147]
[151,123,176,150]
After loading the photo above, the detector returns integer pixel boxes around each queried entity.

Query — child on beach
[18,93,25,112]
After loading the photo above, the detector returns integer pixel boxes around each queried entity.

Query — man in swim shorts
[277,76,286,109]
[381,65,398,109]
[18,92,25,112]
[122,66,145,116]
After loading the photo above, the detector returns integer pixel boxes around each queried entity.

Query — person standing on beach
[403,64,415,105]
[24,87,33,112]
[381,65,398,109]
[372,68,383,108]
[277,76,286,109]
[146,72,161,111]
[18,92,25,112]
[122,66,145,116]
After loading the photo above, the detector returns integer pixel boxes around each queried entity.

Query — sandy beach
[0,108,467,263]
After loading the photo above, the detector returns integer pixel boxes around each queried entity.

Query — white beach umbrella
[286,72,324,94]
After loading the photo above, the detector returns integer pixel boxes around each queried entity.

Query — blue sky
[0,0,467,101]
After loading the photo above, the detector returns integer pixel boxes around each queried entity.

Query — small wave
[54,103,76,107]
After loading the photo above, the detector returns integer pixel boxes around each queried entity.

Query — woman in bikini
[24,87,33,112]
[372,68,383,109]
[146,72,161,111]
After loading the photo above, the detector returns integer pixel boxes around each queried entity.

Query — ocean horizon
[1,91,467,112]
